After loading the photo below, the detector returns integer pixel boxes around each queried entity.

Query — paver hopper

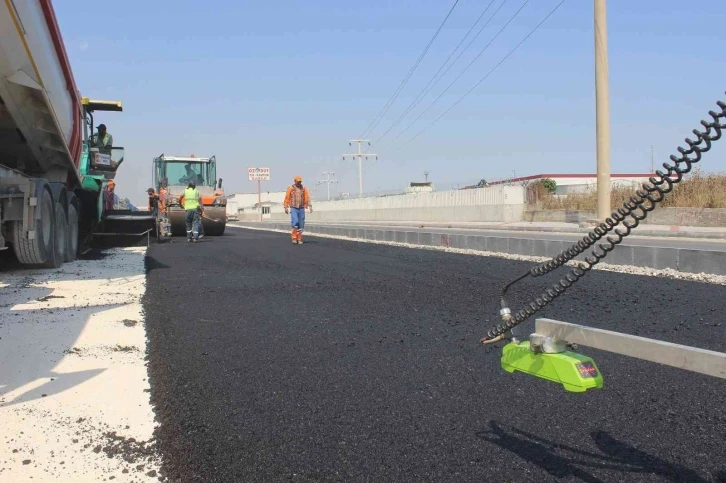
[152,154,226,236]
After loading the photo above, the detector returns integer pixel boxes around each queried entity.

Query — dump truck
[0,0,152,268]
[152,154,227,236]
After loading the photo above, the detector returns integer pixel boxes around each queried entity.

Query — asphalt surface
[281,222,726,252]
[143,227,726,483]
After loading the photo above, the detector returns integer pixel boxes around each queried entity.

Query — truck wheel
[43,202,65,268]
[12,185,55,265]
[65,203,79,262]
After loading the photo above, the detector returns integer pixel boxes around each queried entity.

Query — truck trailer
[0,0,149,268]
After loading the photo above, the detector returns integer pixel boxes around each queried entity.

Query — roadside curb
[231,222,726,276]
[263,222,726,240]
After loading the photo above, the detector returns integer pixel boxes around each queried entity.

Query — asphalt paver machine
[79,99,156,248]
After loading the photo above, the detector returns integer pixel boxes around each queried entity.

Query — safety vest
[92,132,113,148]
[184,187,200,210]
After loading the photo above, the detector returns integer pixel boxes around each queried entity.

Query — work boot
[292,239,298,244]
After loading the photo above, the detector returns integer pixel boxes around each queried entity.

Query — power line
[375,0,502,144]
[382,0,530,149]
[393,0,568,151]
[358,0,460,139]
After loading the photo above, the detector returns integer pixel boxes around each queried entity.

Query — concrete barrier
[268,186,526,223]
[233,222,726,276]
[258,185,725,228]
[523,210,596,223]
[641,207,726,227]
[524,207,726,227]
[269,204,525,223]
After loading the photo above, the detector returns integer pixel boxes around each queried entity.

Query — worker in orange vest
[284,175,312,244]
[103,180,116,211]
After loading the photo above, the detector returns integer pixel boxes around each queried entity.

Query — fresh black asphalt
[143,227,726,482]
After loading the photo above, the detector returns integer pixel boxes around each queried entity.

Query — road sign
[248,167,270,181]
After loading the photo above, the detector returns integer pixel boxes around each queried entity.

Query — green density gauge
[501,341,604,392]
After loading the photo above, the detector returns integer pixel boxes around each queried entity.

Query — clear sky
[55,0,726,204]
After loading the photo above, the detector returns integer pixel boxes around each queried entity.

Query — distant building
[227,191,287,208]
[405,181,434,194]
[226,191,287,219]
[483,173,653,195]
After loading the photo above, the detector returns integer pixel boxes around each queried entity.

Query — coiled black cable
[482,93,726,343]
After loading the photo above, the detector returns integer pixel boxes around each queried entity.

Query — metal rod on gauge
[595,0,611,220]
[535,318,726,379]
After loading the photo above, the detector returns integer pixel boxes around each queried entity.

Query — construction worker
[103,180,116,211]
[91,124,113,150]
[284,175,313,244]
[158,178,171,237]
[147,188,160,218]
[183,180,202,242]
[180,164,204,185]
[158,178,168,215]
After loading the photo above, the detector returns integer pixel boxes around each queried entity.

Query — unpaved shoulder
[0,248,161,482]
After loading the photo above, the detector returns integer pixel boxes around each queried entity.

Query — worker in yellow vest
[183,180,202,242]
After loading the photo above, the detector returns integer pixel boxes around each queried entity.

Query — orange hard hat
[294,175,302,182]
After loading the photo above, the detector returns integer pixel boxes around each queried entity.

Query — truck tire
[65,202,79,262]
[12,185,55,265]
[44,202,65,268]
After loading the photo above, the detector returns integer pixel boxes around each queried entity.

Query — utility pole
[343,140,378,196]
[595,0,611,220]
[650,145,655,173]
[318,171,338,201]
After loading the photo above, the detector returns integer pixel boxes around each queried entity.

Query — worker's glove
[308,206,313,213]
[284,207,289,215]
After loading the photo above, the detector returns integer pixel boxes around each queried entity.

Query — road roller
[152,154,227,236]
